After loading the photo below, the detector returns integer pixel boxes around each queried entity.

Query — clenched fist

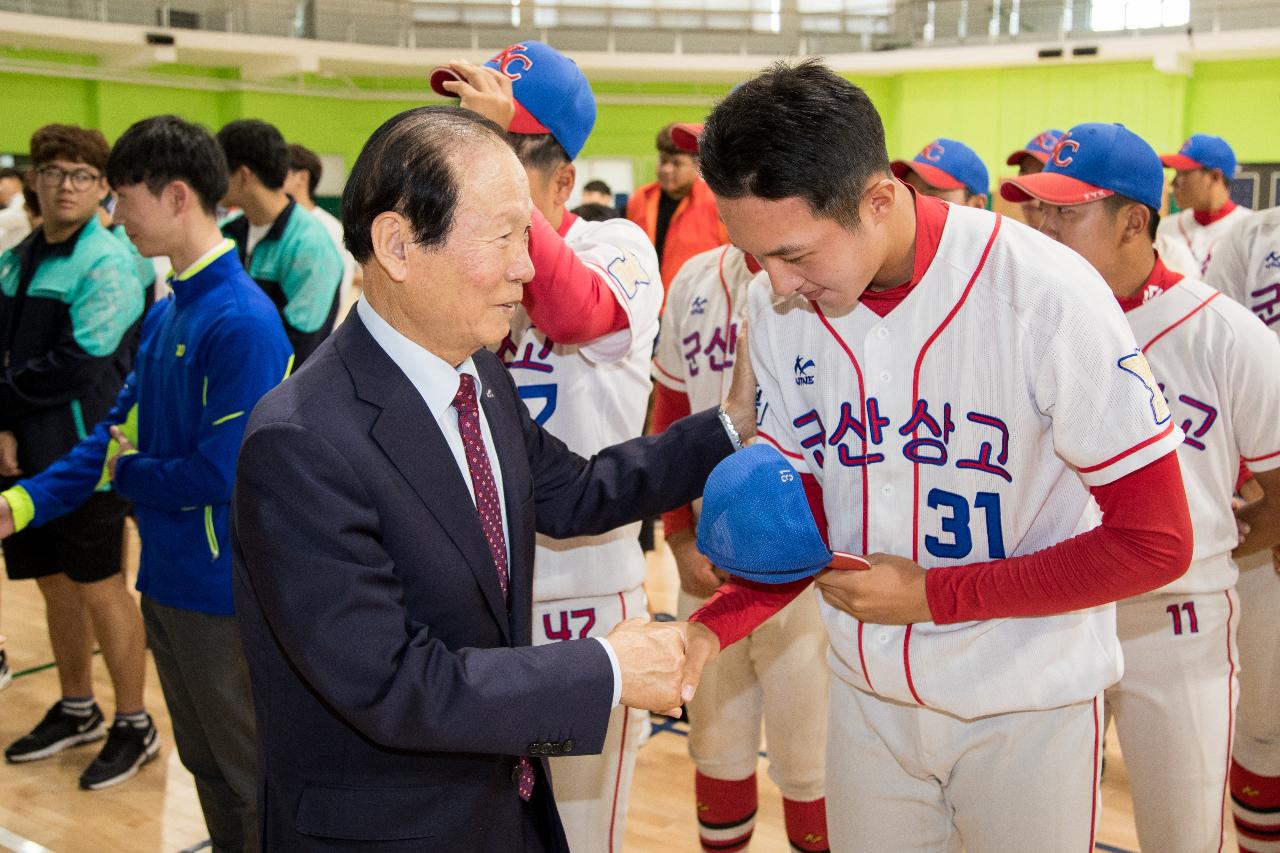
[606,618,687,715]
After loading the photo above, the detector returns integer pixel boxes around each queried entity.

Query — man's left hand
[814,553,932,625]
[107,426,135,482]
[439,60,516,130]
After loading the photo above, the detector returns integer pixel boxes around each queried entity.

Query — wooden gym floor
[0,521,1238,852]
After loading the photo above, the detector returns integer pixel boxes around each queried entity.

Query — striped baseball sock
[695,771,757,852]
[60,696,96,718]
[783,796,829,853]
[1232,758,1280,853]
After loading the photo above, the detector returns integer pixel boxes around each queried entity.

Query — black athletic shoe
[4,701,106,763]
[0,650,10,691]
[78,717,160,790]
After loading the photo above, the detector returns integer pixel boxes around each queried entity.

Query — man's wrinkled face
[409,143,536,358]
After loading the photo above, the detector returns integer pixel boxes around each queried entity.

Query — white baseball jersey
[1126,272,1280,594]
[1157,205,1254,278]
[1155,231,1201,278]
[1206,205,1280,334]
[494,214,662,602]
[652,244,751,409]
[751,205,1183,721]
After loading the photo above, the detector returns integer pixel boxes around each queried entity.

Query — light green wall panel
[1186,59,1280,162]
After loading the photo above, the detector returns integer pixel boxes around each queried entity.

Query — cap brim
[999,173,1115,205]
[1160,154,1202,171]
[671,122,703,154]
[1005,148,1050,166]
[429,66,460,98]
[891,160,965,191]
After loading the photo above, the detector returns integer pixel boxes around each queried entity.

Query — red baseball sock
[695,771,757,852]
[1232,758,1280,853]
[783,796,830,852]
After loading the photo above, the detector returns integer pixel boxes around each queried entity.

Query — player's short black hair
[216,119,289,190]
[1104,194,1160,241]
[508,132,571,174]
[342,106,508,264]
[287,143,322,199]
[106,115,229,215]
[583,179,611,196]
[699,59,890,229]
[0,167,21,182]
[571,202,620,222]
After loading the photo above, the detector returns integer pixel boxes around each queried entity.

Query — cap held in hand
[696,444,867,584]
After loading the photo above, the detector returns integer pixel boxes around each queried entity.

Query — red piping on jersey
[608,591,630,853]
[1141,291,1222,354]
[1076,422,1176,474]
[899,214,1002,709]
[1088,696,1100,852]
[1194,200,1237,227]
[813,307,869,556]
[1243,448,1280,463]
[1218,589,1237,853]
[813,304,874,692]
[758,430,805,461]
[652,359,684,385]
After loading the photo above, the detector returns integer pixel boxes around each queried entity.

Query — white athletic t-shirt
[1156,205,1254,278]
[495,214,662,602]
[1205,206,1280,336]
[1127,272,1280,594]
[751,205,1184,720]
[652,244,752,412]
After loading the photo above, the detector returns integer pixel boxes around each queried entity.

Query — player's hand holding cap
[891,138,990,198]
[1000,122,1164,210]
[696,444,867,583]
[429,41,596,160]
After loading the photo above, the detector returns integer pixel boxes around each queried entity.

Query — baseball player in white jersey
[1206,206,1280,853]
[1004,121,1280,853]
[1157,134,1254,278]
[679,61,1195,853]
[433,43,663,853]
[651,120,830,853]
[1004,130,1063,230]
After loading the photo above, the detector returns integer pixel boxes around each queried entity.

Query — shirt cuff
[594,636,622,708]
[2,485,34,533]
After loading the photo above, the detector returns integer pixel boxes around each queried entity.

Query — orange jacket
[626,178,729,301]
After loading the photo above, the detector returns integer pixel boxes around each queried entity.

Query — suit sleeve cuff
[595,637,622,708]
[2,485,34,533]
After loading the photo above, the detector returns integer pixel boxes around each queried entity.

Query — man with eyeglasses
[0,123,154,791]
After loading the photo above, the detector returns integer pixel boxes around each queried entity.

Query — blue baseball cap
[696,444,868,584]
[1160,134,1237,178]
[1006,129,1065,166]
[430,41,596,160]
[1000,122,1164,212]
[892,139,990,198]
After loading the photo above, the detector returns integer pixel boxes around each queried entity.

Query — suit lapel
[337,317,512,644]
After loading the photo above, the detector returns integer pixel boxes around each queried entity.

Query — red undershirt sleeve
[522,208,629,344]
[926,451,1193,624]
[689,473,828,649]
[652,383,695,537]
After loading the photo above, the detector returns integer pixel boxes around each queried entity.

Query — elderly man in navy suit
[231,105,757,851]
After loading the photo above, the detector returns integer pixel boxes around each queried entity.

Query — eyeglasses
[36,165,102,191]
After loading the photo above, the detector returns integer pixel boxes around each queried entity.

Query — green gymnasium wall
[1,48,1276,193]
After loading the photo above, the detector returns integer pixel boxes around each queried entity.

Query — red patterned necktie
[451,373,535,801]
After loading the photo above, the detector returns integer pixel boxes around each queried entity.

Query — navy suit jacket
[231,313,733,851]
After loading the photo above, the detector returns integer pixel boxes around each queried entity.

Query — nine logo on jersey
[794,356,816,385]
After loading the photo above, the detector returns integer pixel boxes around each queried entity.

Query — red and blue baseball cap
[1160,134,1237,178]
[430,41,596,160]
[892,139,989,198]
[1000,122,1163,211]
[1005,129,1065,166]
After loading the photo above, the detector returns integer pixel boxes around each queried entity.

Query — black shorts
[2,491,130,583]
